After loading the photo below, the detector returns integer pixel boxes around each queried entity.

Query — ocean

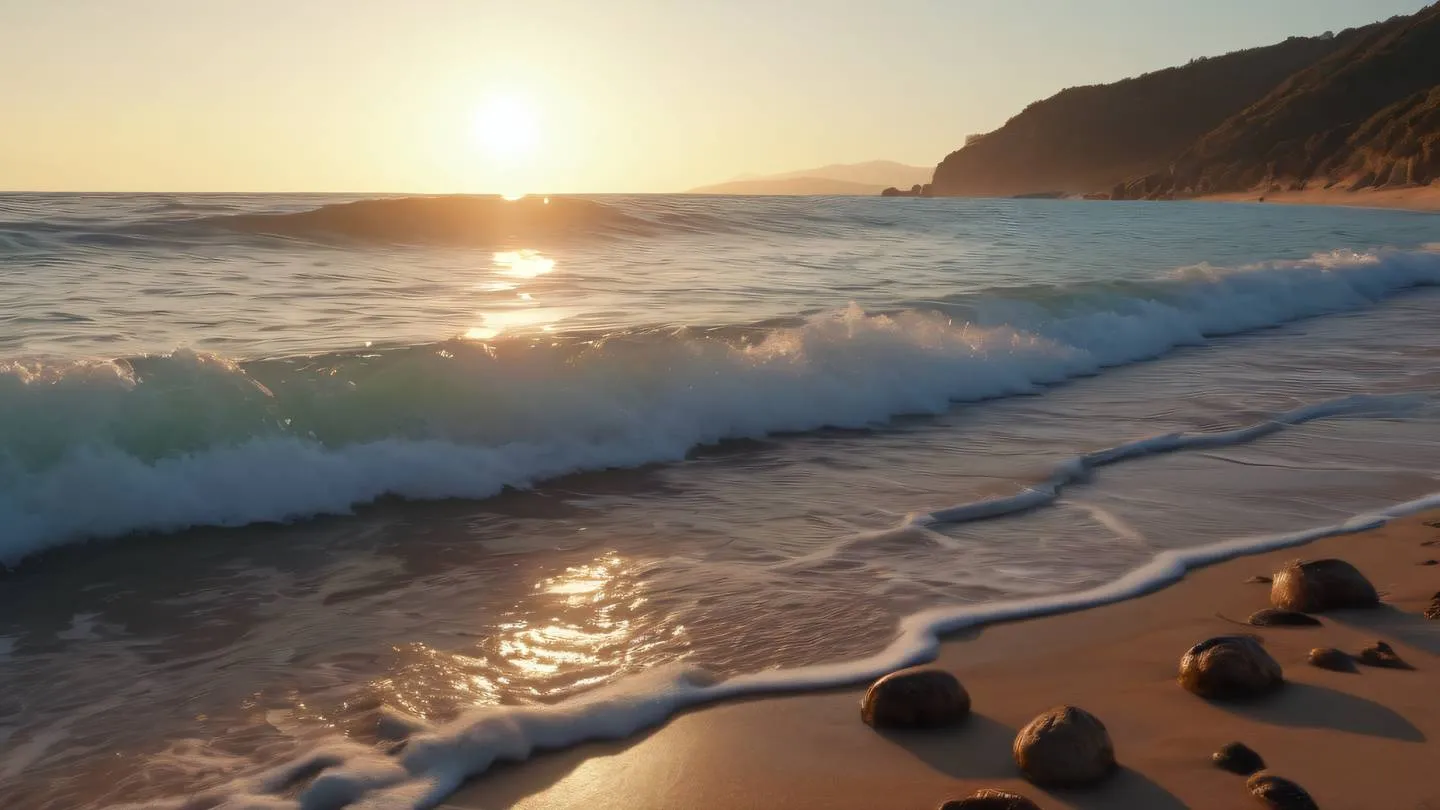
[2,193,1439,808]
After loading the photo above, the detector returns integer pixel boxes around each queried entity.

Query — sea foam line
[129,394,1439,810]
[914,392,1418,528]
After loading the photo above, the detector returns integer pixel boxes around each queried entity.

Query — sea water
[1,193,1438,808]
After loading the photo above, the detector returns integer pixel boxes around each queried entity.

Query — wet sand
[1200,185,1440,213]
[446,511,1440,809]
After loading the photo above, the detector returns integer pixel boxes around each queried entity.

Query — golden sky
[0,0,1426,193]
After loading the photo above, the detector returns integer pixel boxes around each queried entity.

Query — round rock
[1012,705,1116,787]
[1247,609,1321,627]
[940,789,1042,810]
[1270,558,1378,613]
[1246,772,1319,809]
[1307,647,1356,673]
[860,667,970,729]
[1212,741,1265,775]
[1178,635,1284,700]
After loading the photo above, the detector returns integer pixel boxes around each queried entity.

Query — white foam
[4,246,1439,564]
[776,393,1423,570]
[913,392,1421,528]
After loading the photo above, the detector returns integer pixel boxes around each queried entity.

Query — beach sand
[446,511,1440,809]
[1199,185,1440,213]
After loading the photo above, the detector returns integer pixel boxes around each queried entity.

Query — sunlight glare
[472,93,540,164]
[493,249,555,279]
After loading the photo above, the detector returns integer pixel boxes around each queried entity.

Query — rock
[1356,640,1412,670]
[1425,592,1440,620]
[940,789,1042,810]
[1246,772,1319,809]
[1270,558,1378,612]
[1245,575,1273,584]
[1178,636,1284,700]
[1212,741,1265,775]
[1246,609,1321,627]
[860,667,970,729]
[1012,705,1116,787]
[1307,647,1356,672]
[1419,559,1438,566]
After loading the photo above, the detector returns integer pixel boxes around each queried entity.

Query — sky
[0,0,1430,193]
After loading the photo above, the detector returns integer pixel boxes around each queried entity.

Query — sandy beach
[1199,185,1440,213]
[447,512,1440,810]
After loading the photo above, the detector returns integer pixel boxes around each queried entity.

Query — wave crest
[201,195,646,245]
[3,246,1440,563]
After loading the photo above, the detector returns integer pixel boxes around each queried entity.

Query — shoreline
[1192,185,1440,214]
[447,510,1440,809]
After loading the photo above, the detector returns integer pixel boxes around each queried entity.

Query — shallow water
[1,194,1438,808]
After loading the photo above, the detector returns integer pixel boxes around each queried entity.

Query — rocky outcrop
[880,184,933,197]
[930,32,1360,196]
[932,5,1440,200]
[1125,5,1440,198]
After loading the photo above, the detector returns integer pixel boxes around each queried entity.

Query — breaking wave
[3,245,1439,565]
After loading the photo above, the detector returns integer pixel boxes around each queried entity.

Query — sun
[472,93,540,164]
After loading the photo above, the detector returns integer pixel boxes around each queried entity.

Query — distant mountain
[689,161,931,195]
[690,177,893,196]
[1123,4,1440,198]
[931,32,1360,196]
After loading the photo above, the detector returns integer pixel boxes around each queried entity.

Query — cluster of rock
[880,184,934,198]
[859,556,1416,808]
[861,668,1114,807]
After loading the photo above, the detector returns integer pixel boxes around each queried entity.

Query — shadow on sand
[881,715,1187,809]
[1327,603,1440,656]
[1214,680,1425,742]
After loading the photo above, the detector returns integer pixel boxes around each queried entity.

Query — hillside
[1122,4,1440,198]
[689,161,930,195]
[930,28,1367,196]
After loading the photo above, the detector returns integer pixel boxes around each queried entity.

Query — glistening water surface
[1,194,1438,808]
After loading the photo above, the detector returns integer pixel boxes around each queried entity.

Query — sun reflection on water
[462,248,567,340]
[493,249,556,279]
[344,552,686,730]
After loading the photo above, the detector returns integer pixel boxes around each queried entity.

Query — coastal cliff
[932,4,1440,200]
